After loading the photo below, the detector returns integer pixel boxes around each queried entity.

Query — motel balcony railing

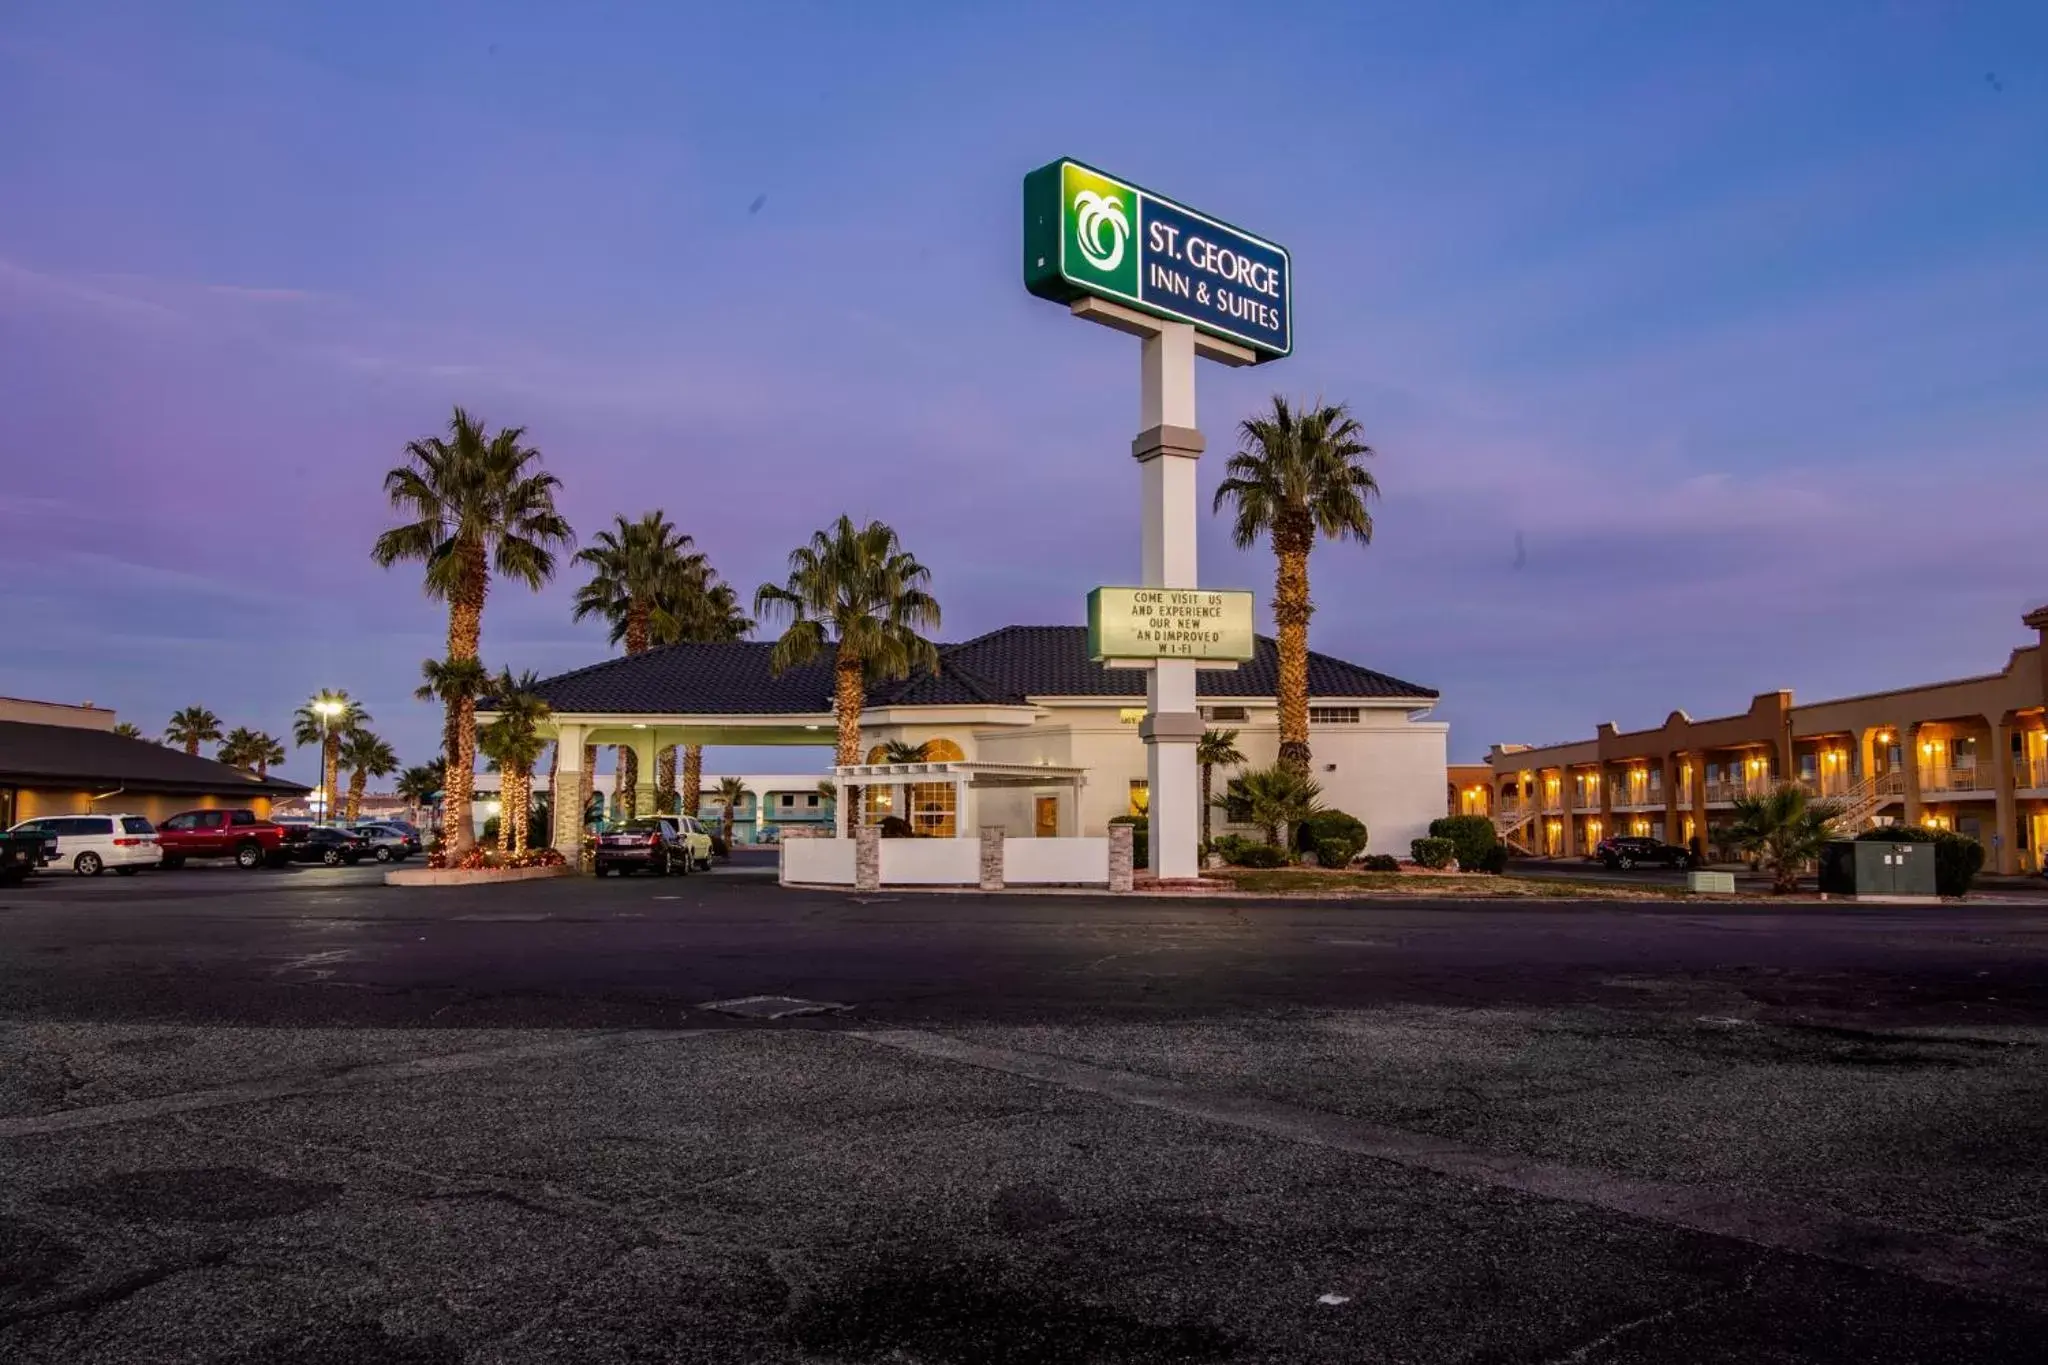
[2024,757,2048,791]
[1919,764,1998,797]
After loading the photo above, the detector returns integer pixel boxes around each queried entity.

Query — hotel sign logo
[1087,586,1256,663]
[1025,158,1292,359]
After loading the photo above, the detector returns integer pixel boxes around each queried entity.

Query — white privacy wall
[1003,837,1109,885]
[877,839,980,885]
[1313,718,1450,857]
[782,838,856,885]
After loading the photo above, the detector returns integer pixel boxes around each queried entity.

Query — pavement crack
[1536,1264,1762,1364]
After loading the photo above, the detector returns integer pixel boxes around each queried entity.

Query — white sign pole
[1136,321,1204,881]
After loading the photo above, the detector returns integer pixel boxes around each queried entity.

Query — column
[1690,754,1710,859]
[1903,723,1924,826]
[551,724,587,868]
[1136,321,1205,881]
[1661,754,1681,844]
[978,827,1004,891]
[628,731,659,820]
[955,776,971,838]
[1858,727,1879,789]
[1992,716,2018,875]
[1596,763,1613,850]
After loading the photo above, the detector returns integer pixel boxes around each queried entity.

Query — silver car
[349,823,421,863]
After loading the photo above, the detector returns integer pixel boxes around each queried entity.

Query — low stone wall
[384,864,575,888]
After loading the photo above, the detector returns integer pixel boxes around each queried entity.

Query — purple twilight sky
[2,1,2045,783]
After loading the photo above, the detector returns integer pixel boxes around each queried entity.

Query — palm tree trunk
[683,745,703,816]
[346,769,367,824]
[580,744,596,831]
[186,740,199,757]
[656,745,677,815]
[618,746,639,820]
[1201,764,1213,847]
[443,571,485,857]
[1273,531,1314,774]
[324,739,341,825]
[834,652,865,830]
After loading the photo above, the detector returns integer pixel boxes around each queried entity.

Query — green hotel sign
[1025,158,1292,359]
[1088,586,1256,663]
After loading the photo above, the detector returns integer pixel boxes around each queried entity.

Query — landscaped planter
[384,864,574,887]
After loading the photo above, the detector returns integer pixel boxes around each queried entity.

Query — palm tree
[416,655,490,816]
[164,707,222,757]
[372,406,573,857]
[1196,728,1246,848]
[339,730,399,824]
[880,739,930,763]
[712,775,748,850]
[247,732,286,780]
[396,761,445,826]
[291,691,369,823]
[572,511,699,820]
[1727,784,1842,895]
[112,722,146,740]
[1218,763,1324,850]
[219,727,257,771]
[477,670,552,854]
[754,517,941,830]
[1213,397,1379,773]
[654,556,752,818]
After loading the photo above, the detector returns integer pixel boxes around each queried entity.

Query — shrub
[1111,814,1148,870]
[1410,836,1457,869]
[1210,833,1249,865]
[1359,854,1401,872]
[1296,810,1368,868]
[877,815,917,838]
[1854,825,1934,843]
[481,816,502,843]
[1469,843,1511,875]
[1429,815,1499,871]
[1231,842,1289,869]
[1932,830,1985,897]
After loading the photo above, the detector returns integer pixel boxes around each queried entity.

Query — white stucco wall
[871,699,1446,856]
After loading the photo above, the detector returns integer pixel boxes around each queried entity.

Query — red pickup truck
[155,809,296,869]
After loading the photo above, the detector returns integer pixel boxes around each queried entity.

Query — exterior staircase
[1822,772,1904,830]
[1493,805,1537,855]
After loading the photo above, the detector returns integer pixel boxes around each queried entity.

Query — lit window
[1127,780,1150,817]
[1309,707,1360,724]
[910,783,957,838]
[924,737,965,762]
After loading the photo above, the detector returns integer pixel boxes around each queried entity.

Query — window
[924,738,965,762]
[1309,707,1360,724]
[1953,737,1979,766]
[120,817,154,835]
[197,811,226,829]
[230,810,255,826]
[74,817,113,836]
[160,813,196,832]
[1128,780,1150,817]
[1207,706,1248,722]
[909,782,956,838]
[781,794,795,809]
[806,794,819,808]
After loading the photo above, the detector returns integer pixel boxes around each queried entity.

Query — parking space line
[850,1028,2048,1307]
[0,1030,707,1140]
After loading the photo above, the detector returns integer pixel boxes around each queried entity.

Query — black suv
[1596,835,1692,870]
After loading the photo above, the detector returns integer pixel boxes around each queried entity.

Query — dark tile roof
[525,626,1435,715]
[0,722,309,797]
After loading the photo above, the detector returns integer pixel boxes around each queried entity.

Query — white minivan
[7,813,162,877]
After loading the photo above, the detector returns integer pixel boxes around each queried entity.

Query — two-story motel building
[1473,606,2048,875]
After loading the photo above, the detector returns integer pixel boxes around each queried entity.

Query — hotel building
[1478,606,2048,875]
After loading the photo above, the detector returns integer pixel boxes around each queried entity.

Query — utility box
[1818,839,1938,901]
[1687,870,1736,894]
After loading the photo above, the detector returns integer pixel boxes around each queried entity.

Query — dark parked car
[0,828,56,885]
[1596,835,1692,870]
[594,818,695,877]
[286,826,370,867]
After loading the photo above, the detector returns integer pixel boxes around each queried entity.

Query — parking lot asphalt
[4,866,2048,1361]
